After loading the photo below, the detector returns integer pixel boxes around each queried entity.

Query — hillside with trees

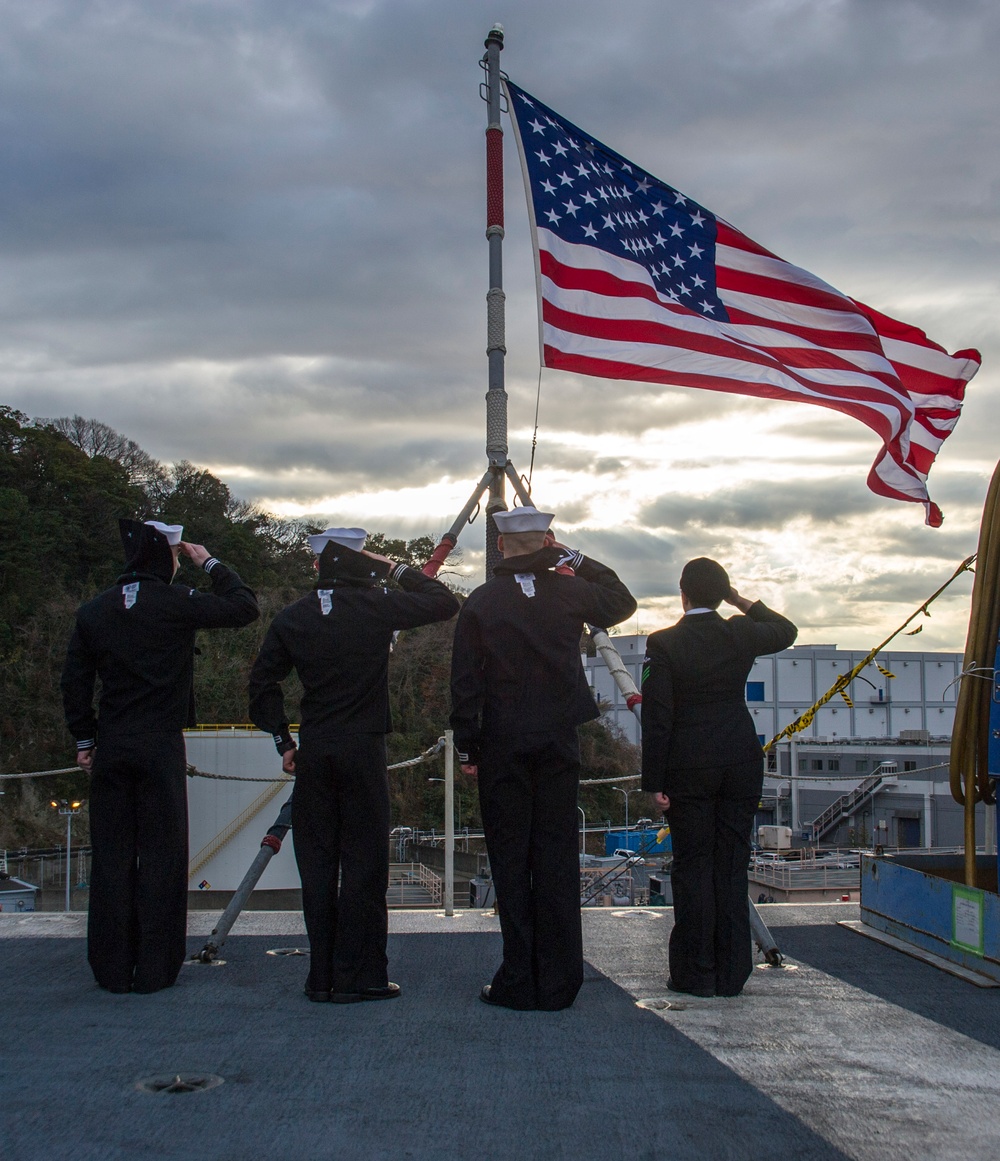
[0,406,641,849]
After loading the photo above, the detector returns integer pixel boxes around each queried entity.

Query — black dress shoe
[330,982,401,1004]
[667,978,715,998]
[479,985,537,1010]
[304,987,331,1003]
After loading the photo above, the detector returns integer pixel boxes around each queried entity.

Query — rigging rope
[950,457,1000,886]
[764,553,976,752]
[3,739,447,784]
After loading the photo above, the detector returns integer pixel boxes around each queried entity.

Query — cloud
[0,0,996,655]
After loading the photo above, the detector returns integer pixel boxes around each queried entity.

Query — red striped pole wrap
[421,536,457,578]
[486,126,504,229]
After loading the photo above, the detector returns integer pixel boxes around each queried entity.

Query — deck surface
[4,903,999,1160]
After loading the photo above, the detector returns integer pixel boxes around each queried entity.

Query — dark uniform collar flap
[316,540,380,587]
[118,519,175,584]
[494,546,564,576]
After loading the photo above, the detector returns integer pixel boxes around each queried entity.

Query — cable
[527,367,542,489]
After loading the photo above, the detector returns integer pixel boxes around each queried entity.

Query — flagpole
[482,23,507,579]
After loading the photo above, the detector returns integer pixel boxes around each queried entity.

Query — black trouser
[478,728,583,1010]
[291,734,391,995]
[87,731,189,994]
[665,761,762,997]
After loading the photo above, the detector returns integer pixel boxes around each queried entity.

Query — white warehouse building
[583,637,977,850]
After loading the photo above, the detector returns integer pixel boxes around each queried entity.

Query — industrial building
[584,636,979,850]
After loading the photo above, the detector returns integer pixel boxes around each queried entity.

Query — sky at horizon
[2,0,997,651]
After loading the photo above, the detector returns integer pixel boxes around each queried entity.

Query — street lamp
[611,786,642,833]
[49,798,85,912]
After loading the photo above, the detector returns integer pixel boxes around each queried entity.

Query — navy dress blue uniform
[450,545,636,1010]
[61,521,259,994]
[248,542,458,1000]
[641,598,796,997]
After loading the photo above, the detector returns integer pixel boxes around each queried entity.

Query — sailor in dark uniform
[61,519,260,994]
[248,527,459,1004]
[449,507,636,1011]
[640,557,797,998]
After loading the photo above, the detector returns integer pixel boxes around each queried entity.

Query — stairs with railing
[808,764,896,842]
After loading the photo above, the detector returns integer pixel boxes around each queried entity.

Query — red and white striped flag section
[505,80,980,526]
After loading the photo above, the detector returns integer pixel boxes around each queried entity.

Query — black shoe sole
[479,985,537,1010]
[329,983,401,1004]
[666,981,715,998]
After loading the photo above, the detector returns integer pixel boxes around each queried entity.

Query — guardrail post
[444,730,455,916]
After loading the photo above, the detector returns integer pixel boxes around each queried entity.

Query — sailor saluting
[61,519,259,994]
[248,527,458,1005]
[449,506,636,1011]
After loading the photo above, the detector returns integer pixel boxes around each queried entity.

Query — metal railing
[749,862,860,890]
[387,862,443,907]
[809,764,896,841]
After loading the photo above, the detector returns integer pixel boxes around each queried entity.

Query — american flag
[504,81,980,527]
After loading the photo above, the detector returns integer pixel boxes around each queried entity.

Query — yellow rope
[763,554,976,753]
[950,458,1000,886]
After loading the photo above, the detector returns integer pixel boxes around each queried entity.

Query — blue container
[860,853,1000,983]
[604,829,671,856]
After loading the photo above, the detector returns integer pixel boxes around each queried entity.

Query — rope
[3,740,447,785]
[763,553,976,753]
[951,457,1000,885]
[0,767,80,781]
[580,774,640,786]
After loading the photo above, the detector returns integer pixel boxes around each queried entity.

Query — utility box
[648,874,673,906]
[469,877,495,909]
[758,825,792,850]
[0,876,38,912]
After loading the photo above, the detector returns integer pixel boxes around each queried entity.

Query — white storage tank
[184,728,300,900]
[757,825,793,850]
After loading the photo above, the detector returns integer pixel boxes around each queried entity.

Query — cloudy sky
[3,0,997,651]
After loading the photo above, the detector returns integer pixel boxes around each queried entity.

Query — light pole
[611,787,642,834]
[50,798,85,912]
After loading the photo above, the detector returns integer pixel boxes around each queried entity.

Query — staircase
[809,765,895,842]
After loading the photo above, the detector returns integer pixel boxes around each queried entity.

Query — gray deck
[3,903,999,1160]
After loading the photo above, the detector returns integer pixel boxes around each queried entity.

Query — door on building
[896,817,921,847]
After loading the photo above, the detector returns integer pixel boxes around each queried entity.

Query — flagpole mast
[483,23,508,579]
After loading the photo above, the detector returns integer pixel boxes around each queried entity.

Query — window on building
[855,759,868,772]
[766,751,777,772]
[746,681,766,702]
[810,759,823,771]
[903,760,917,772]
[827,759,840,771]
[798,759,806,771]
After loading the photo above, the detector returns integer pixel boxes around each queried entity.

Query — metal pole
[578,806,586,863]
[483,24,507,579]
[65,813,71,912]
[790,734,800,834]
[444,731,455,917]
